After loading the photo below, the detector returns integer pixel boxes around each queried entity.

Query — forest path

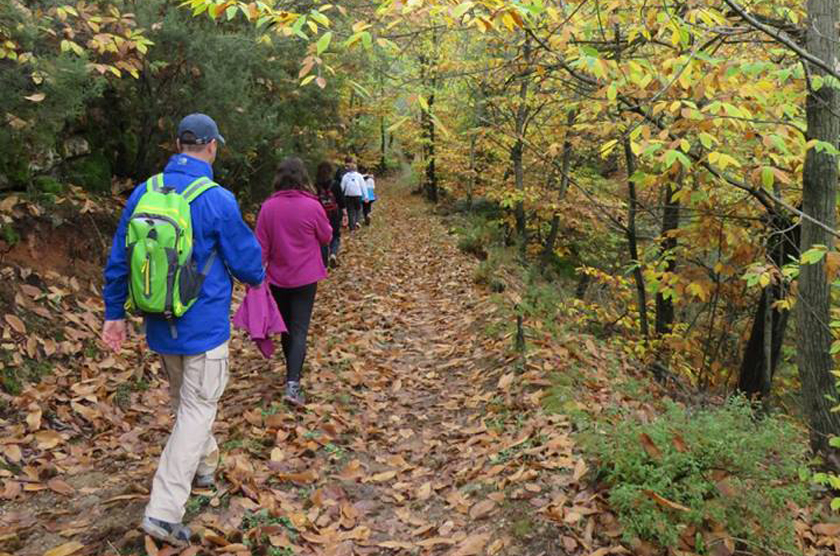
[3,179,588,556]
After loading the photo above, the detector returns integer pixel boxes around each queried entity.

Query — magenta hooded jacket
[256,189,333,288]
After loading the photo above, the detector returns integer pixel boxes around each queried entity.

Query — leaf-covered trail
[2,180,594,556]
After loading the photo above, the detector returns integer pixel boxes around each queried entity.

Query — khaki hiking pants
[145,342,229,524]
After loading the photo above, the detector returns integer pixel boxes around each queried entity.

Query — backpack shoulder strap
[145,173,165,193]
[182,176,219,203]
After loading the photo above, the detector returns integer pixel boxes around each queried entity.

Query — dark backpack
[318,187,339,217]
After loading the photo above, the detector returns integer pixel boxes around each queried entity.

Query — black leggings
[270,282,317,383]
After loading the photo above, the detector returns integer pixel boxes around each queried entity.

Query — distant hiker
[256,157,332,406]
[315,161,344,268]
[340,158,366,231]
[101,113,264,547]
[360,166,376,226]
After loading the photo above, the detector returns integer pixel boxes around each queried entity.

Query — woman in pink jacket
[256,157,332,406]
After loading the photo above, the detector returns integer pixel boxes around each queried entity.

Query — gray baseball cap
[177,113,226,146]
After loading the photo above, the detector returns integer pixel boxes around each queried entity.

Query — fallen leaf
[672,434,688,453]
[369,469,397,482]
[452,533,490,556]
[276,469,318,483]
[4,314,26,335]
[469,499,496,520]
[43,541,84,556]
[24,93,46,102]
[34,430,62,450]
[639,433,661,460]
[26,406,42,432]
[645,490,690,512]
[144,536,159,556]
[47,478,75,496]
[378,540,415,550]
[813,522,840,536]
[416,481,432,500]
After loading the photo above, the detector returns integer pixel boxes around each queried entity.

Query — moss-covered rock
[32,175,63,194]
[65,152,112,193]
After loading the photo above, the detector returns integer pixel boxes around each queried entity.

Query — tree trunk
[655,182,680,335]
[737,217,799,398]
[797,0,840,453]
[512,38,532,258]
[542,109,576,262]
[624,139,650,340]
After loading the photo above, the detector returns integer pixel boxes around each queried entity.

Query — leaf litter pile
[0,182,617,556]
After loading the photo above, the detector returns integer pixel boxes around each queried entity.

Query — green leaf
[761,167,774,190]
[831,497,840,511]
[453,1,474,18]
[801,245,828,265]
[316,32,332,55]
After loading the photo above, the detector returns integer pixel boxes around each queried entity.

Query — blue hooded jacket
[103,154,264,355]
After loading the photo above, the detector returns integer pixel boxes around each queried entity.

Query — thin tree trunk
[542,109,576,262]
[624,139,650,340]
[797,0,840,453]
[738,217,799,398]
[655,182,680,335]
[512,38,532,258]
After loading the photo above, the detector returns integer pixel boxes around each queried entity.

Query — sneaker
[364,215,371,226]
[141,516,191,547]
[284,381,305,407]
[329,254,338,269]
[193,472,215,489]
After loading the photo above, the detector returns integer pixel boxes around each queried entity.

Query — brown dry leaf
[416,481,432,500]
[144,536,158,556]
[369,469,397,482]
[378,540,415,550]
[644,490,690,512]
[497,373,514,391]
[26,406,42,432]
[813,522,840,536]
[34,430,63,450]
[42,541,84,556]
[639,433,661,460]
[572,458,587,482]
[416,536,456,548]
[276,469,318,484]
[672,434,688,453]
[4,314,26,335]
[180,547,200,556]
[4,444,22,463]
[452,533,491,556]
[469,499,496,520]
[47,478,75,496]
[218,544,249,553]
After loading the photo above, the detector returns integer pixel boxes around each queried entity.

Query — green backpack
[125,173,218,329]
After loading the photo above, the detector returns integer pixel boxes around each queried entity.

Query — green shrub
[32,175,63,194]
[588,398,809,553]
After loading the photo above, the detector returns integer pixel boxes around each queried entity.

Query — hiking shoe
[284,381,305,407]
[141,516,191,547]
[193,472,215,489]
[329,254,338,268]
[364,215,371,226]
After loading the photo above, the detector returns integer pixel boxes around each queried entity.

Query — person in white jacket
[340,161,366,231]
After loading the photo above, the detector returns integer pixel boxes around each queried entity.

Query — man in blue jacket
[101,114,264,546]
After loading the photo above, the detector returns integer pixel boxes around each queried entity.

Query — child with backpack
[315,161,344,268]
[360,167,376,226]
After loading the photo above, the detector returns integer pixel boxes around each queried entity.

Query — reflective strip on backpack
[181,176,215,202]
[146,173,165,192]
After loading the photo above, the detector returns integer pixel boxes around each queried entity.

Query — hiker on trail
[101,113,264,547]
[340,158,366,231]
[360,166,376,226]
[315,161,345,268]
[256,157,332,406]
